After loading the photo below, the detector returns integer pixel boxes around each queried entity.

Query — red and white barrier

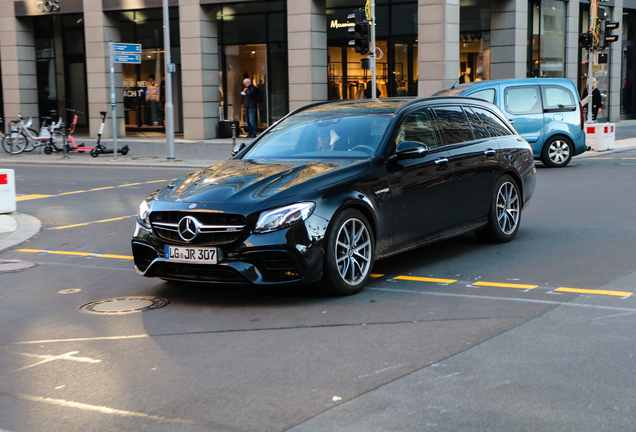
[0,169,16,214]
[585,123,615,152]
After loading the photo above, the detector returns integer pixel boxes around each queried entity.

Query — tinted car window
[243,114,391,159]
[469,88,496,104]
[504,85,542,115]
[464,107,490,139]
[396,109,439,149]
[541,85,575,110]
[471,107,513,137]
[433,106,474,145]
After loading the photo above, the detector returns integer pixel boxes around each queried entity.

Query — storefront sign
[330,19,355,29]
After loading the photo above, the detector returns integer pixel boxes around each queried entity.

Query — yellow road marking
[50,215,135,230]
[395,276,458,284]
[589,157,613,160]
[555,287,632,297]
[16,249,132,260]
[96,216,133,223]
[15,194,53,201]
[14,179,172,202]
[370,273,384,278]
[472,281,537,289]
[53,223,90,229]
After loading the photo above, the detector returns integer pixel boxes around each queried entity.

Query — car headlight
[254,202,315,234]
[138,200,152,229]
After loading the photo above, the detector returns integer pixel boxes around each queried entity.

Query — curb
[0,212,42,254]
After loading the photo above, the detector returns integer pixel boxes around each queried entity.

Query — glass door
[622,45,635,118]
[224,44,268,131]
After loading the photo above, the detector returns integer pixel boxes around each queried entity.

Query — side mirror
[231,142,247,157]
[396,141,429,160]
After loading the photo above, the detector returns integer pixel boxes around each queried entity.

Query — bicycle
[1,113,64,155]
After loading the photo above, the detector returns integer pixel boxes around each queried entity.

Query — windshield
[242,113,392,159]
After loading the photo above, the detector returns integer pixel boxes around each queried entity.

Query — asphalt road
[1,155,636,431]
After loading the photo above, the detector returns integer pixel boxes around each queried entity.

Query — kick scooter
[90,111,129,157]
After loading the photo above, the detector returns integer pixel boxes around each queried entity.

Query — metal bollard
[232,123,236,147]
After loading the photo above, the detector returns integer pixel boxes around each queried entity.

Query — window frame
[431,105,476,146]
[540,84,577,113]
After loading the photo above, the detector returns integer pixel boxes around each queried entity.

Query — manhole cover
[79,297,169,315]
[0,260,39,273]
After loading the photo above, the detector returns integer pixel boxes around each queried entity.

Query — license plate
[165,245,217,264]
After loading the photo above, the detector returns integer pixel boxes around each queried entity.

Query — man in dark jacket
[242,78,260,138]
[582,78,603,121]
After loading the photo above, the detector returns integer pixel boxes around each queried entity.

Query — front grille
[150,211,247,245]
[241,251,302,279]
[132,243,159,272]
[160,263,246,283]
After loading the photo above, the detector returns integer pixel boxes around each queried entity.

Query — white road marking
[15,334,149,345]
[16,394,202,425]
[10,351,101,372]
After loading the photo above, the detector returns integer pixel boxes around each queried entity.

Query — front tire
[321,209,374,296]
[475,175,521,243]
[541,136,573,168]
[2,131,27,154]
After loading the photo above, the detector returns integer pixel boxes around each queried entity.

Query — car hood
[157,158,371,204]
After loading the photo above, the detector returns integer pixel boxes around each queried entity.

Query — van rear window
[541,85,576,110]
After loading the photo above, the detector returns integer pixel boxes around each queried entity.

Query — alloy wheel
[335,218,372,285]
[547,139,571,165]
[496,181,520,235]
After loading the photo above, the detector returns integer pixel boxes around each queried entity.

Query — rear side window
[504,85,542,115]
[541,85,576,110]
[464,107,490,139]
[433,106,474,145]
[468,89,496,104]
[396,109,439,149]
[471,107,513,137]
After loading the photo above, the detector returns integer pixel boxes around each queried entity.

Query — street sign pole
[163,0,175,161]
[109,42,118,160]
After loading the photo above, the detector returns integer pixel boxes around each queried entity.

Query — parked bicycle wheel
[2,131,28,154]
[22,127,46,153]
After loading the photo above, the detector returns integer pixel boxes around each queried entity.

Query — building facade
[0,0,635,140]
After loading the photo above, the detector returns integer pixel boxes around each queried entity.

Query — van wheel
[541,136,573,168]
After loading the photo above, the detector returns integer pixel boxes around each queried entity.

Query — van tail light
[579,102,584,130]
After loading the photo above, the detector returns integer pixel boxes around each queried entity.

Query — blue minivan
[435,78,586,167]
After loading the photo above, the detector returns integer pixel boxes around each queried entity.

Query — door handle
[434,158,449,165]
[484,149,496,156]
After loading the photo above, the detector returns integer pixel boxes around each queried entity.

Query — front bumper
[131,217,326,285]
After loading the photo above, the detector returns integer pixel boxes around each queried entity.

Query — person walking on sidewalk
[242,78,262,138]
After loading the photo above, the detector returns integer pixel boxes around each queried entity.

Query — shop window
[460,0,490,82]
[528,0,566,78]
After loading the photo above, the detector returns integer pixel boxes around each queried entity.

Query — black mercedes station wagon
[132,97,536,295]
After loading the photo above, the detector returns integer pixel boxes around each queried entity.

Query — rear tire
[541,136,573,168]
[321,209,374,296]
[475,174,521,243]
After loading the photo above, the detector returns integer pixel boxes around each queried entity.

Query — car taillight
[579,102,584,130]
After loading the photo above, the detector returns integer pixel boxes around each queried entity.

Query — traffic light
[600,19,620,48]
[348,8,369,55]
[579,31,594,49]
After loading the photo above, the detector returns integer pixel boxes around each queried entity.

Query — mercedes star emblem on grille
[178,216,201,242]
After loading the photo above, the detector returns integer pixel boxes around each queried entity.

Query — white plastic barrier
[585,123,615,152]
[0,169,16,214]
